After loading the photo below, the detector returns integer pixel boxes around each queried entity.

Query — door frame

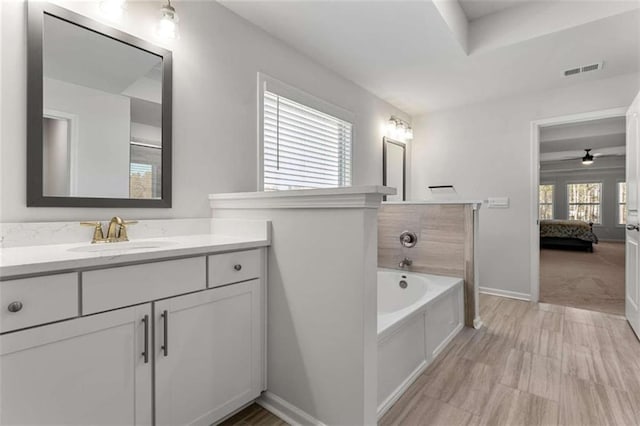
[529,107,628,302]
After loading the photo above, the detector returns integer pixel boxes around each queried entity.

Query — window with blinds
[263,90,352,191]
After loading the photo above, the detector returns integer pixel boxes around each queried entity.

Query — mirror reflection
[383,138,406,201]
[42,13,163,199]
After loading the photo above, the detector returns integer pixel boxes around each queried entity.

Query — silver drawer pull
[161,310,169,357]
[234,264,242,271]
[7,301,23,313]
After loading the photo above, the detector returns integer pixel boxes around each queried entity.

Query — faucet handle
[80,221,104,243]
[80,221,101,226]
[118,220,138,242]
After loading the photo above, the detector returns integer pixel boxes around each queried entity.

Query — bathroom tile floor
[221,294,640,426]
[380,294,640,426]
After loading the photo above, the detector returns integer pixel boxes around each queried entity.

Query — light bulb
[395,122,406,140]
[99,0,125,20]
[386,118,397,137]
[405,127,414,141]
[157,1,179,40]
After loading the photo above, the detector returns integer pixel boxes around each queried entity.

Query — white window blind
[263,90,352,191]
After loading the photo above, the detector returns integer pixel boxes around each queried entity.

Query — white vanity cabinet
[155,279,262,426]
[0,304,153,425]
[0,248,266,426]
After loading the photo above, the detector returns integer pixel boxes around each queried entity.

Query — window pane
[568,182,601,204]
[619,182,627,224]
[620,205,627,225]
[619,182,627,203]
[539,204,553,220]
[263,91,352,191]
[568,204,601,223]
[130,163,154,199]
[538,184,554,220]
[539,184,554,204]
[567,183,602,224]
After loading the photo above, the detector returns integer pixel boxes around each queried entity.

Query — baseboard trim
[479,286,531,301]
[257,391,326,426]
[473,317,484,329]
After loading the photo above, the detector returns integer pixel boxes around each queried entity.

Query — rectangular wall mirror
[27,2,172,207]
[382,137,406,201]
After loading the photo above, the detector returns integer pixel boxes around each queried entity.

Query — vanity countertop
[0,233,269,278]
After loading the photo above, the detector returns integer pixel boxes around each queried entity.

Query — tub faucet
[398,257,413,269]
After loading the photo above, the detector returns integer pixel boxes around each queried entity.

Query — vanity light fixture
[157,0,179,40]
[582,149,594,165]
[386,116,414,142]
[99,0,126,20]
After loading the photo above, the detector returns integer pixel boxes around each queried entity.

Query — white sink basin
[68,240,177,253]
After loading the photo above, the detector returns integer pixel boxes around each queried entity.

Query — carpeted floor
[540,241,625,316]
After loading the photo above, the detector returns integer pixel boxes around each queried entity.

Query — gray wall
[0,0,410,222]
[541,158,626,241]
[410,73,639,299]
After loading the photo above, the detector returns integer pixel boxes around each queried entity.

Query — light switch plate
[487,197,509,208]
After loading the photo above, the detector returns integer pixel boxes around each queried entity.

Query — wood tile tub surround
[378,203,478,326]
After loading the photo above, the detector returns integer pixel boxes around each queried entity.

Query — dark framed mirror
[382,137,406,201]
[27,2,172,207]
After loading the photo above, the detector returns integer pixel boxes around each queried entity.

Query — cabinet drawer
[82,257,206,315]
[208,250,261,288]
[0,273,78,333]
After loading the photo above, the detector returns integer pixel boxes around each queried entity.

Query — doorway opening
[531,108,627,316]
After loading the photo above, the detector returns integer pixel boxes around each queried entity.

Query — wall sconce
[386,116,413,142]
[99,0,126,20]
[157,0,179,40]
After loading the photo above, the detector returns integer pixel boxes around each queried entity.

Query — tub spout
[398,257,413,269]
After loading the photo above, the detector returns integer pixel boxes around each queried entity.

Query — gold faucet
[80,217,138,243]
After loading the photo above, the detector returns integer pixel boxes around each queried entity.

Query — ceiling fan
[582,149,594,165]
[539,146,625,163]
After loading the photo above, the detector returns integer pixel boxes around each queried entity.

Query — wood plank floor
[218,403,288,426]
[381,294,640,426]
[220,295,640,426]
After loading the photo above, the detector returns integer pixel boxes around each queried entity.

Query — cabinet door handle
[161,310,169,357]
[234,264,242,271]
[141,315,149,364]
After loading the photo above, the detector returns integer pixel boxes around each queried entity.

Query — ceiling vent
[563,62,603,77]
[564,67,581,76]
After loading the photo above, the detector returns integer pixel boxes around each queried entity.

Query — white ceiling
[219,0,640,115]
[540,116,626,162]
[458,0,525,21]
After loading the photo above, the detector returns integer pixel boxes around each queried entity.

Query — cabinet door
[155,280,262,426]
[0,304,152,425]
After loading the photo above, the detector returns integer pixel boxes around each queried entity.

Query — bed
[540,219,599,252]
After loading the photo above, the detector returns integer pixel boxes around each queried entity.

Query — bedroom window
[567,182,602,224]
[539,184,554,220]
[262,89,352,191]
[618,182,627,225]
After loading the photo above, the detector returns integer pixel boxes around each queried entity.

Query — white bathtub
[377,269,464,417]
